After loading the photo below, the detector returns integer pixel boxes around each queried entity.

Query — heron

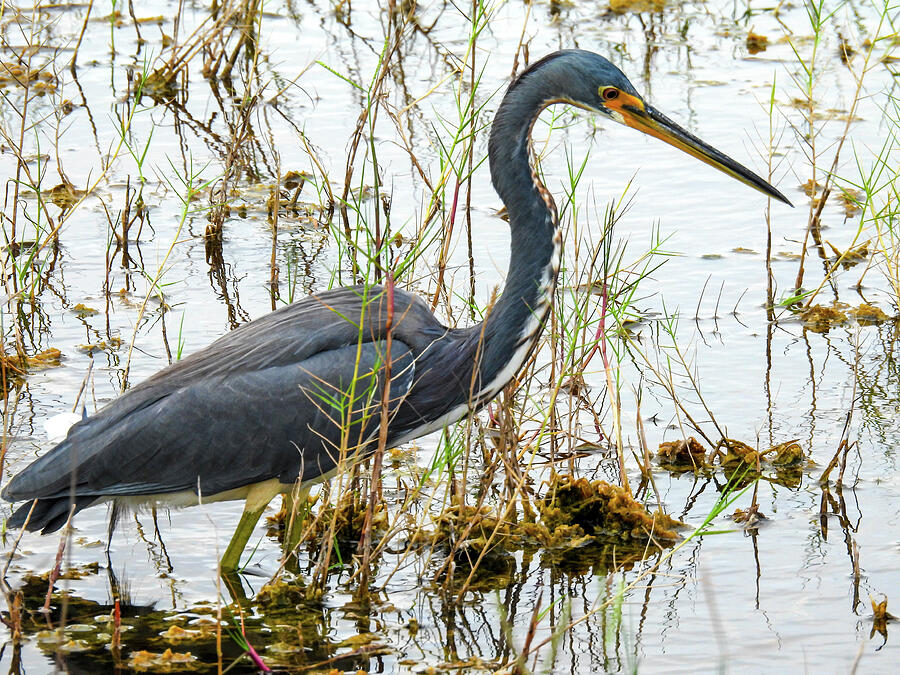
[2,50,790,571]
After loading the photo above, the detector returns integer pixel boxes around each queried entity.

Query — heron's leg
[219,504,265,571]
[219,481,280,571]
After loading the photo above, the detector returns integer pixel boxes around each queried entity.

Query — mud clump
[537,475,681,548]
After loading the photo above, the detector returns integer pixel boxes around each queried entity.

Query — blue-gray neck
[466,58,564,396]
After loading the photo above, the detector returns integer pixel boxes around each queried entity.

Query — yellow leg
[219,480,280,571]
[220,502,266,571]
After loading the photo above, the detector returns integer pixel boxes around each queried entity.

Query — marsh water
[1,1,898,672]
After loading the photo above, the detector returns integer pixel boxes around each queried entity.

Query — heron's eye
[601,87,619,102]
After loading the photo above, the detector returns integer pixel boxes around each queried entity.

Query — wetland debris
[608,0,667,13]
[800,302,892,330]
[430,504,516,587]
[537,475,681,548]
[849,303,891,324]
[419,478,684,583]
[712,438,805,468]
[306,487,387,548]
[72,303,99,317]
[656,437,807,486]
[0,61,56,93]
[128,648,199,672]
[2,240,38,257]
[257,579,307,610]
[826,240,868,268]
[1,348,63,394]
[141,69,179,104]
[1,348,62,374]
[42,182,86,209]
[767,440,805,466]
[746,32,769,54]
[159,625,203,642]
[76,338,123,354]
[732,506,768,529]
[800,304,848,332]
[657,436,707,468]
[837,189,862,216]
[870,595,895,640]
[838,33,856,64]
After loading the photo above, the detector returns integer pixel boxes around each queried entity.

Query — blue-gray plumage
[1,50,790,569]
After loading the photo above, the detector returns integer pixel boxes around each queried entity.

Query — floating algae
[711,438,807,487]
[713,438,805,468]
[657,437,806,483]
[537,475,681,547]
[1,348,62,396]
[41,182,85,209]
[0,61,57,92]
[128,648,199,672]
[746,32,769,54]
[849,303,891,325]
[1,347,62,375]
[256,578,307,610]
[768,440,805,467]
[429,504,516,588]
[800,304,848,332]
[159,625,203,642]
[300,487,388,560]
[657,436,708,469]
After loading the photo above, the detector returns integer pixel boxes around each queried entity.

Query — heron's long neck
[470,77,561,397]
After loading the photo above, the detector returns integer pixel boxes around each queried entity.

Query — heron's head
[532,50,791,206]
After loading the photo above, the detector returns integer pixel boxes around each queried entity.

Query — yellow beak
[607,92,792,206]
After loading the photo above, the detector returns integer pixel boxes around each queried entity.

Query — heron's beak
[606,93,792,206]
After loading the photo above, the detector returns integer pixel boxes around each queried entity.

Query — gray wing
[93,284,441,428]
[3,339,414,504]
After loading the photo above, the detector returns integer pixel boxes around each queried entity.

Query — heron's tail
[7,496,96,534]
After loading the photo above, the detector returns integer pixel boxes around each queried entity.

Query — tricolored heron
[2,50,790,570]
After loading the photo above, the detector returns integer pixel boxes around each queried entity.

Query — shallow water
[1,0,898,672]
